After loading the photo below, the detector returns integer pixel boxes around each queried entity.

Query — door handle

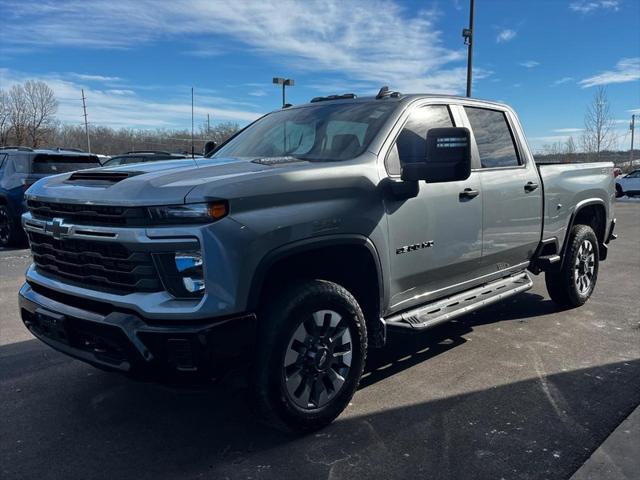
[524,181,539,193]
[459,188,480,200]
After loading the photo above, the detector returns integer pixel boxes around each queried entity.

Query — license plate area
[34,308,69,344]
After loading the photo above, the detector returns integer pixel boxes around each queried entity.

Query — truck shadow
[363,291,556,387]
[3,336,639,480]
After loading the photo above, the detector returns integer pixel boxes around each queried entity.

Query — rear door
[462,106,542,269]
[383,103,483,312]
[621,170,640,194]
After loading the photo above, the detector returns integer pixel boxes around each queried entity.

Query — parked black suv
[0,147,100,246]
[102,150,191,167]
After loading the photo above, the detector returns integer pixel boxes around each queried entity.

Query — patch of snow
[617,196,640,203]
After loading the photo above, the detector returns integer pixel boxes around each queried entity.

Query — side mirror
[401,127,471,183]
[203,141,217,156]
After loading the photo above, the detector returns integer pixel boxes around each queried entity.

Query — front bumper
[19,282,256,378]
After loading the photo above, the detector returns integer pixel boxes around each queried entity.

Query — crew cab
[18,90,616,431]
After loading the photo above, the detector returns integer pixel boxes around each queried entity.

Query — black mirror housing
[400,127,472,183]
[204,141,217,156]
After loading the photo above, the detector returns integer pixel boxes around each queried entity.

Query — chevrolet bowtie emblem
[47,218,71,240]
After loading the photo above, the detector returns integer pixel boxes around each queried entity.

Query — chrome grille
[27,231,162,294]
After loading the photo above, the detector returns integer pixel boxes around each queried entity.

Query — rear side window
[31,154,101,174]
[464,107,521,168]
[386,105,454,175]
[12,155,31,173]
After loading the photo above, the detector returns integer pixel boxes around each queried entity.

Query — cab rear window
[31,154,101,174]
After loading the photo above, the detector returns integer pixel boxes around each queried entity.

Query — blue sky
[1,0,639,152]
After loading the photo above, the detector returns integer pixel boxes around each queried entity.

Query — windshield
[211,102,396,161]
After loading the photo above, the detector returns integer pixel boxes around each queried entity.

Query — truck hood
[25,157,298,206]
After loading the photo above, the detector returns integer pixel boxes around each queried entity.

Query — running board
[386,272,533,330]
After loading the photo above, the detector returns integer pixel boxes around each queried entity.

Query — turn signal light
[207,201,228,220]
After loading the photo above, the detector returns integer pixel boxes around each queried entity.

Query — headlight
[154,250,205,298]
[148,201,228,224]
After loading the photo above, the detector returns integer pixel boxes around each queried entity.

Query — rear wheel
[0,205,22,248]
[545,224,599,308]
[250,279,367,432]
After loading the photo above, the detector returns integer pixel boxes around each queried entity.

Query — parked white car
[616,170,640,197]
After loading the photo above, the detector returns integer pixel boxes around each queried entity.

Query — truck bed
[537,162,615,249]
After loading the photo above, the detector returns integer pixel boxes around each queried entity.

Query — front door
[383,104,483,313]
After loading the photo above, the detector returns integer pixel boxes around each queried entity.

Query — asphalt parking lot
[1,202,639,480]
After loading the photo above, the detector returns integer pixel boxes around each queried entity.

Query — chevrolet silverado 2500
[19,90,616,431]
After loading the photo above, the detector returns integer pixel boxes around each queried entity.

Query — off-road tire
[249,279,367,432]
[545,224,599,308]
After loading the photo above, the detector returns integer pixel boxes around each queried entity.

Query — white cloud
[1,0,469,94]
[0,69,262,128]
[183,48,224,58]
[248,90,268,97]
[552,77,574,86]
[106,89,135,96]
[520,61,540,68]
[579,58,640,88]
[496,29,517,43]
[68,73,122,82]
[569,0,619,13]
[553,128,583,133]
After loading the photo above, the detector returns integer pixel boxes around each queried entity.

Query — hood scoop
[251,156,306,166]
[67,170,143,184]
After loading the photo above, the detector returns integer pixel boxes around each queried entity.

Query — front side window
[212,102,396,162]
[464,107,521,168]
[385,105,453,175]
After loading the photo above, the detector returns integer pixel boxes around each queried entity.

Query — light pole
[273,77,295,107]
[630,114,636,170]
[462,0,475,98]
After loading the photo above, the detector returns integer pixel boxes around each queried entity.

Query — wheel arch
[247,235,386,346]
[561,199,607,264]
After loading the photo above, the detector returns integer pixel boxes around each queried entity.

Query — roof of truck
[285,92,511,111]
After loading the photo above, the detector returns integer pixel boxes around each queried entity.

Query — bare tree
[8,84,28,146]
[24,80,58,148]
[0,89,10,146]
[582,87,615,159]
[564,136,577,162]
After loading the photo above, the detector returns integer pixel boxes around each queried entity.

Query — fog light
[175,252,205,294]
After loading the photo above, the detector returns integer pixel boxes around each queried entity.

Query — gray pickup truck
[19,89,616,431]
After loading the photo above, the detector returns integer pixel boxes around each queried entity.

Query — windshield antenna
[191,87,199,166]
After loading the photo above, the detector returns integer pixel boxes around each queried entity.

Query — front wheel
[250,279,367,432]
[545,224,599,308]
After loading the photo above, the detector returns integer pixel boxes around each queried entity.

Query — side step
[386,272,533,330]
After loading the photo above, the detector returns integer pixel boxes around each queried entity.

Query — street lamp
[273,77,295,107]
[462,0,475,97]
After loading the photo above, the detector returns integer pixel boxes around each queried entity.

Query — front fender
[244,234,386,314]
